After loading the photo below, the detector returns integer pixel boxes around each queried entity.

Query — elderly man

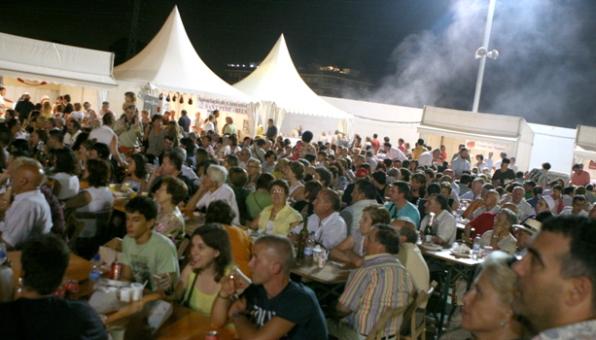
[507,186,534,221]
[385,181,421,229]
[340,179,379,234]
[512,218,541,253]
[0,158,52,250]
[332,224,415,339]
[461,177,484,200]
[0,234,107,338]
[212,235,328,339]
[465,189,501,236]
[513,216,596,338]
[295,189,347,250]
[186,164,240,225]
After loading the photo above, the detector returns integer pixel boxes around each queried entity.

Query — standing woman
[173,224,233,316]
[284,161,305,202]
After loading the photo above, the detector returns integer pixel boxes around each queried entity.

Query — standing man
[265,118,278,141]
[513,216,596,338]
[177,109,191,134]
[113,104,143,156]
[570,164,591,187]
[451,148,471,178]
[492,158,516,187]
[212,235,328,339]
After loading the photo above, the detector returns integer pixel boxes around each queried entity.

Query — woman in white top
[65,159,113,238]
[49,148,80,201]
[480,208,518,255]
[420,194,457,247]
[284,161,305,202]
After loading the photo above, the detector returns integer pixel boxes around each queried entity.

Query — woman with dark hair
[123,153,148,193]
[153,176,188,238]
[314,167,333,188]
[28,129,48,165]
[205,200,252,275]
[64,159,113,238]
[283,161,305,202]
[419,194,457,247]
[292,179,323,216]
[173,223,233,316]
[49,148,80,200]
[257,179,302,236]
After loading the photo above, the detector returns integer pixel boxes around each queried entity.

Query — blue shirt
[385,201,421,228]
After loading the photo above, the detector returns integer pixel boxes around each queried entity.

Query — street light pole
[472,0,497,113]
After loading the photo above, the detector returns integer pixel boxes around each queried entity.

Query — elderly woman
[186,164,240,225]
[256,179,302,236]
[245,157,261,192]
[419,194,457,247]
[480,208,518,254]
[153,176,188,238]
[330,205,391,267]
[462,251,525,339]
[284,160,305,202]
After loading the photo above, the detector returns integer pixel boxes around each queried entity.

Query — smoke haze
[364,0,596,128]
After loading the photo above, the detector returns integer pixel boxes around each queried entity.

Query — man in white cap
[513,218,541,253]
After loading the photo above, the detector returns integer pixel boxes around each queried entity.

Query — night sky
[1,0,595,127]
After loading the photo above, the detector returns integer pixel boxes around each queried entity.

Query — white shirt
[77,186,114,238]
[294,211,347,250]
[63,130,82,146]
[204,121,215,133]
[514,199,535,221]
[419,209,457,246]
[50,172,80,200]
[418,151,433,167]
[70,111,84,121]
[398,243,430,293]
[196,184,240,225]
[386,147,407,161]
[89,125,117,146]
[0,190,52,248]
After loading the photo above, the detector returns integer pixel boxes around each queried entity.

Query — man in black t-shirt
[0,234,107,340]
[492,157,516,187]
[212,235,328,339]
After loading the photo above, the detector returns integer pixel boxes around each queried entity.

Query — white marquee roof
[0,32,116,87]
[234,35,350,119]
[114,6,249,102]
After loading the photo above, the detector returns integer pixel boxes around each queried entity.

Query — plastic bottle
[303,233,315,265]
[472,236,482,260]
[89,254,103,282]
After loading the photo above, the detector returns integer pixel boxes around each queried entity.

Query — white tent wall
[418,106,534,171]
[323,96,422,144]
[527,123,575,173]
[3,77,104,112]
[574,125,596,183]
[280,112,345,140]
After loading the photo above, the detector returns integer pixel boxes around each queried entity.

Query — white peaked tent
[418,106,534,171]
[234,35,352,139]
[574,125,596,182]
[113,6,250,110]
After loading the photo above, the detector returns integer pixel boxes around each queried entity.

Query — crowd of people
[0,89,595,340]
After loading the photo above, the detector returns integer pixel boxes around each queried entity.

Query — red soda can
[111,262,123,280]
[65,280,80,294]
[205,330,219,340]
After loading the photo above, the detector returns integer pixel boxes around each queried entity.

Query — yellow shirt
[258,204,302,236]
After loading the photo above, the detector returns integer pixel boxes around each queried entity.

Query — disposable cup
[131,283,144,301]
[119,287,131,302]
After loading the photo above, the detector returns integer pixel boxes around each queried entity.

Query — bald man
[0,158,52,249]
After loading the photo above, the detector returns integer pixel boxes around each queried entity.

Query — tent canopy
[0,32,116,88]
[114,6,249,103]
[576,125,596,152]
[234,35,350,120]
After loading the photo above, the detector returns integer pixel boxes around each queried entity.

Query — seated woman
[48,148,80,201]
[64,159,113,239]
[123,153,148,193]
[173,224,233,316]
[205,200,252,276]
[480,208,518,255]
[462,251,525,339]
[256,179,302,236]
[291,179,323,217]
[330,205,391,267]
[419,194,457,247]
[152,176,188,239]
[284,161,305,202]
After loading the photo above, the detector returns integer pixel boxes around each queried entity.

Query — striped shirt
[339,253,414,336]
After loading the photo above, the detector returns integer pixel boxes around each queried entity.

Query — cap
[395,215,416,228]
[355,168,369,178]
[514,218,542,236]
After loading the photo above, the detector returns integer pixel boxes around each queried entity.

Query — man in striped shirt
[333,224,415,339]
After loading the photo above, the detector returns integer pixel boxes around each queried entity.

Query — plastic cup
[119,287,132,302]
[131,283,143,301]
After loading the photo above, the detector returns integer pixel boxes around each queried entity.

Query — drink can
[65,280,80,294]
[205,330,219,340]
[111,262,123,280]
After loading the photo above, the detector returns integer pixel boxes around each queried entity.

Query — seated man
[0,157,52,249]
[332,224,415,339]
[212,235,328,339]
[513,216,596,338]
[121,196,180,292]
[293,189,347,250]
[0,234,107,339]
